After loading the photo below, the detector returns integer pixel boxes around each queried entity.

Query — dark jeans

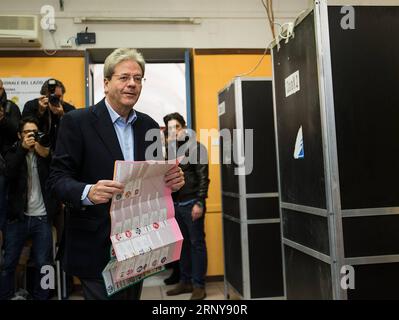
[80,278,143,300]
[175,201,207,288]
[0,215,53,300]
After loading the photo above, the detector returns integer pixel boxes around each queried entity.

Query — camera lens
[49,94,60,105]
[27,132,37,140]
[37,132,51,147]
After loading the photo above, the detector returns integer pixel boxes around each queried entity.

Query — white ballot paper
[102,160,183,296]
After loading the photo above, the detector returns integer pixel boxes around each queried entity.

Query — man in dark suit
[47,48,185,300]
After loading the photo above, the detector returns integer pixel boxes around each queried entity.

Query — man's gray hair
[103,48,145,79]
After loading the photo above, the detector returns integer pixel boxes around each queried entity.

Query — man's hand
[34,142,50,158]
[0,107,4,122]
[191,203,204,221]
[164,165,185,192]
[49,101,64,117]
[88,180,125,205]
[38,96,48,115]
[22,133,36,150]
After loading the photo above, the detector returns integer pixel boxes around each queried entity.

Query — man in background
[0,117,58,300]
[0,79,21,156]
[0,79,21,252]
[22,79,75,151]
[164,112,210,300]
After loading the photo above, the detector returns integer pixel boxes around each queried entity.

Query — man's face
[167,119,185,141]
[44,86,63,109]
[53,86,63,101]
[104,60,143,109]
[19,122,39,141]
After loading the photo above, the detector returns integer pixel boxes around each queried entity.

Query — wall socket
[59,39,73,48]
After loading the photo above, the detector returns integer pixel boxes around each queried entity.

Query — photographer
[0,79,21,156]
[0,117,59,300]
[22,79,75,151]
[0,79,21,242]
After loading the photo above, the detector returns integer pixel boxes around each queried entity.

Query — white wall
[3,0,395,50]
[2,0,313,49]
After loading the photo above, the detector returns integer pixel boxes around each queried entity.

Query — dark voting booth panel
[272,0,399,299]
[218,77,285,299]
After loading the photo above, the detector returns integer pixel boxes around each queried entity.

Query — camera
[47,79,60,106]
[30,131,51,147]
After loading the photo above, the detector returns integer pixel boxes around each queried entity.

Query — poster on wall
[1,77,49,112]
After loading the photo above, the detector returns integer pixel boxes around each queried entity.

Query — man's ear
[18,132,21,140]
[104,78,109,95]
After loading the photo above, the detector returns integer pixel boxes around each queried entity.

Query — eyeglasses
[22,129,38,134]
[112,74,145,84]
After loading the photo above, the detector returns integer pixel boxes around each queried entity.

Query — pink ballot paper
[102,160,183,296]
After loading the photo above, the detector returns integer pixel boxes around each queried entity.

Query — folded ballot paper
[102,160,183,296]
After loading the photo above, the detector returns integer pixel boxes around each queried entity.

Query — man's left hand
[191,204,204,221]
[34,142,50,158]
[165,165,185,192]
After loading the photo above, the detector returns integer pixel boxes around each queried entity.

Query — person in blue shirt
[47,48,185,300]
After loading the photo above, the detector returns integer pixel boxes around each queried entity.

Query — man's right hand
[38,96,48,115]
[0,106,4,121]
[22,133,36,150]
[88,180,125,204]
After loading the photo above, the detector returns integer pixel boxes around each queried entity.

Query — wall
[193,50,272,275]
[0,56,85,108]
[2,1,395,50]
[2,0,311,49]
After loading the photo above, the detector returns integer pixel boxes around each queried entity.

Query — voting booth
[272,0,399,299]
[218,77,285,299]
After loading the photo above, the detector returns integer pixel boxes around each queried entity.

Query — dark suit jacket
[47,98,162,278]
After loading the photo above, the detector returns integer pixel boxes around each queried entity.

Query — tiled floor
[141,268,225,300]
[66,268,226,300]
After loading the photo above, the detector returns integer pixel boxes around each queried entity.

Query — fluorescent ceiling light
[73,17,201,24]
